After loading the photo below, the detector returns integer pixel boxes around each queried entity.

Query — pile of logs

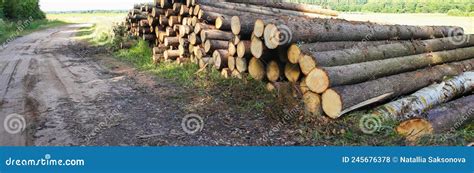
[124,0,474,137]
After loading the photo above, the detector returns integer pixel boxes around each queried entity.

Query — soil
[0,24,305,146]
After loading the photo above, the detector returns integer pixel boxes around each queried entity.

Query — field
[341,13,474,34]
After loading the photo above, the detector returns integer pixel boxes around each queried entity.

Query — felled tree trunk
[264,17,463,49]
[320,59,474,119]
[396,95,474,139]
[373,71,474,122]
[306,47,474,93]
[227,0,339,16]
[300,35,474,67]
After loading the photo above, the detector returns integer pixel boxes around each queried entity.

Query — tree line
[285,0,473,14]
[0,0,45,20]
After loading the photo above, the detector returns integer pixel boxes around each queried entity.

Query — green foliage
[115,40,153,67]
[3,0,45,20]
[285,0,473,15]
[0,0,4,19]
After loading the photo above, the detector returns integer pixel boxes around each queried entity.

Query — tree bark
[284,63,301,83]
[200,1,326,18]
[204,40,229,53]
[249,57,266,80]
[264,17,464,49]
[397,95,474,136]
[320,59,474,118]
[164,49,180,60]
[372,71,474,122]
[307,47,474,93]
[213,49,229,69]
[164,36,180,47]
[227,0,339,16]
[201,29,234,42]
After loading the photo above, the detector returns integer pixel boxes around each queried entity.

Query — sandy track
[0,25,300,146]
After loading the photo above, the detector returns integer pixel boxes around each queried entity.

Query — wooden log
[165,27,176,36]
[159,15,169,26]
[228,41,236,56]
[213,49,229,69]
[227,56,236,71]
[396,95,474,138]
[143,34,155,41]
[180,5,190,15]
[303,91,323,116]
[236,57,248,73]
[151,7,164,17]
[201,30,234,42]
[165,9,178,17]
[179,25,192,37]
[372,71,474,122]
[194,23,216,34]
[172,3,182,12]
[153,45,167,55]
[215,15,232,31]
[266,60,282,82]
[164,37,180,47]
[299,77,310,95]
[284,63,301,83]
[248,57,266,80]
[164,49,180,60]
[321,59,474,118]
[250,36,268,58]
[231,70,243,79]
[227,0,339,16]
[231,15,278,37]
[189,33,202,45]
[298,54,316,75]
[168,16,180,26]
[237,40,251,58]
[199,57,213,68]
[200,1,324,18]
[306,47,474,93]
[204,40,229,53]
[295,35,474,66]
[160,0,172,8]
[264,18,464,49]
[221,68,232,78]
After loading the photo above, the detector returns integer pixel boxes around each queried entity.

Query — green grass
[0,19,67,44]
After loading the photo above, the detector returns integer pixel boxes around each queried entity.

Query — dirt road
[0,25,301,146]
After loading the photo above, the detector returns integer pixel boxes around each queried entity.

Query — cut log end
[236,57,248,73]
[264,24,280,49]
[215,16,224,29]
[251,37,264,58]
[228,42,236,56]
[299,54,316,75]
[306,68,329,93]
[249,57,265,80]
[231,16,241,35]
[396,118,434,141]
[266,60,280,82]
[321,89,343,119]
[287,44,301,64]
[303,92,322,116]
[284,63,301,83]
[253,19,265,38]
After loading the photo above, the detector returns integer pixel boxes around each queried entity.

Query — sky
[40,0,152,12]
